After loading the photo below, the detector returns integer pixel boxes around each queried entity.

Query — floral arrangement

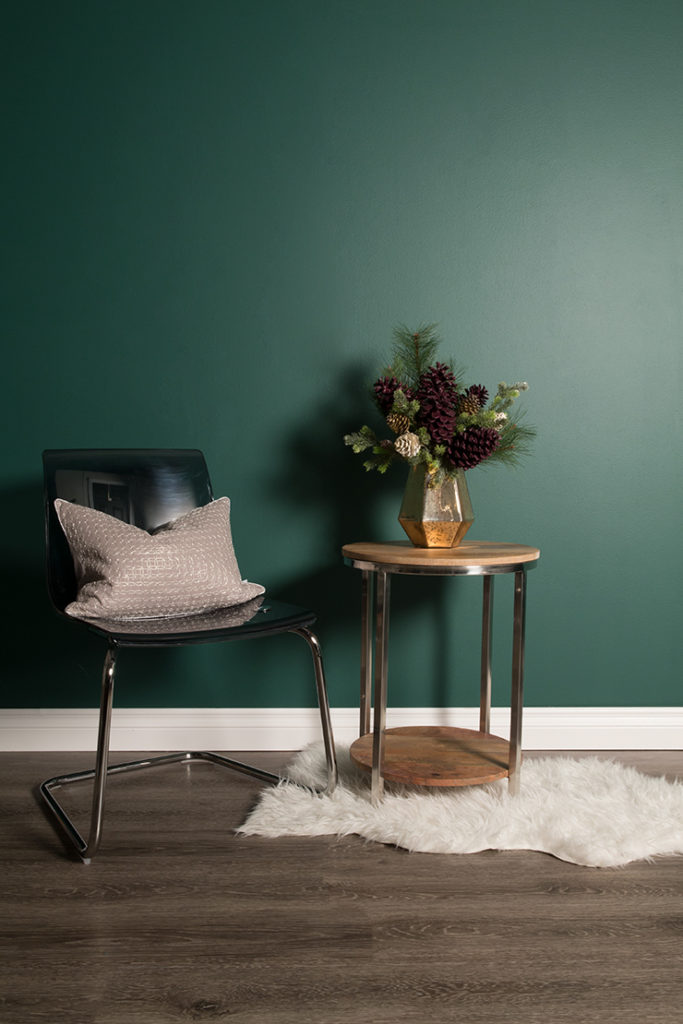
[344,324,535,483]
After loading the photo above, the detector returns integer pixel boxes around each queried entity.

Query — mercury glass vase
[398,464,474,548]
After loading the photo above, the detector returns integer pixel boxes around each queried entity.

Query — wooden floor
[1,750,682,1024]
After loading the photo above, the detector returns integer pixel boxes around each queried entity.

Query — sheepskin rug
[239,744,683,868]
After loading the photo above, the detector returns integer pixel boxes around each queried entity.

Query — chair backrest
[43,449,214,612]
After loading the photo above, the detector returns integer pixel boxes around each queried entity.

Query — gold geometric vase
[398,464,474,548]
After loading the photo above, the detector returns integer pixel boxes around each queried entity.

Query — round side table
[342,541,540,803]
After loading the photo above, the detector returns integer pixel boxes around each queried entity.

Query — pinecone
[458,394,481,417]
[466,384,489,407]
[415,362,459,445]
[394,432,421,458]
[457,385,489,416]
[447,427,500,470]
[373,376,402,415]
[387,412,410,434]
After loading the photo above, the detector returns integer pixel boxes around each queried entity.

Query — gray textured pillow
[54,497,265,620]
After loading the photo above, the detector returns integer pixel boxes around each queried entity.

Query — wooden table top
[342,540,540,572]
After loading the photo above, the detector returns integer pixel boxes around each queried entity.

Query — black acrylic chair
[41,449,338,861]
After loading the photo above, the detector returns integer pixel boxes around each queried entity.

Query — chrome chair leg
[86,640,116,857]
[292,626,338,794]
[40,639,118,863]
[40,629,338,861]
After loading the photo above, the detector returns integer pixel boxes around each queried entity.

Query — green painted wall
[3,0,681,710]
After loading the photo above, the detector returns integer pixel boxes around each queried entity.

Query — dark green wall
[3,0,681,709]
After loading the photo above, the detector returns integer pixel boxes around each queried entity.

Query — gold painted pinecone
[394,432,421,458]
[386,412,410,434]
[458,394,481,416]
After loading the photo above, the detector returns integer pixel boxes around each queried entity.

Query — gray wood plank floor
[1,750,682,1024]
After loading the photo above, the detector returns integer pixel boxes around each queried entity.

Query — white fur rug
[239,745,683,868]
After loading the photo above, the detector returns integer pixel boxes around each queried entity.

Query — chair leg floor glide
[40,629,338,862]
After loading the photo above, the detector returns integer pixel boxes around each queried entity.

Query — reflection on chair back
[43,449,213,613]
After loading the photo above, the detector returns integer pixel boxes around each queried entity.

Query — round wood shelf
[349,725,511,787]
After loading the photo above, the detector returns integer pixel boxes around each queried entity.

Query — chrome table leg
[508,570,527,795]
[359,569,374,737]
[480,575,494,734]
[371,571,390,805]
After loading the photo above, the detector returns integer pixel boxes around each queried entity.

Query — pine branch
[363,444,398,474]
[390,388,420,421]
[388,323,441,388]
[343,425,377,454]
[484,416,536,467]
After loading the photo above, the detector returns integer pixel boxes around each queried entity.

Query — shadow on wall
[0,481,98,706]
[2,411,459,710]
[264,363,457,708]
[268,363,402,551]
[265,362,400,619]
[0,480,186,708]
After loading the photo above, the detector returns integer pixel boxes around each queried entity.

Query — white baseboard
[0,707,681,751]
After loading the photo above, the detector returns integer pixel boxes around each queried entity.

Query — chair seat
[61,597,317,646]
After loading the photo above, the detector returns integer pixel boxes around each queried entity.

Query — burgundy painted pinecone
[415,362,459,445]
[373,376,401,414]
[373,376,413,414]
[447,427,500,470]
[461,384,489,410]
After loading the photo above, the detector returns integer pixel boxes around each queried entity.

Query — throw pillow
[54,497,265,620]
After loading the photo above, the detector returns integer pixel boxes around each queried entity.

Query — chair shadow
[0,480,178,708]
[0,481,88,706]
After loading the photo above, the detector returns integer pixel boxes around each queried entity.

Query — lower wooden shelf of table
[349,725,512,787]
